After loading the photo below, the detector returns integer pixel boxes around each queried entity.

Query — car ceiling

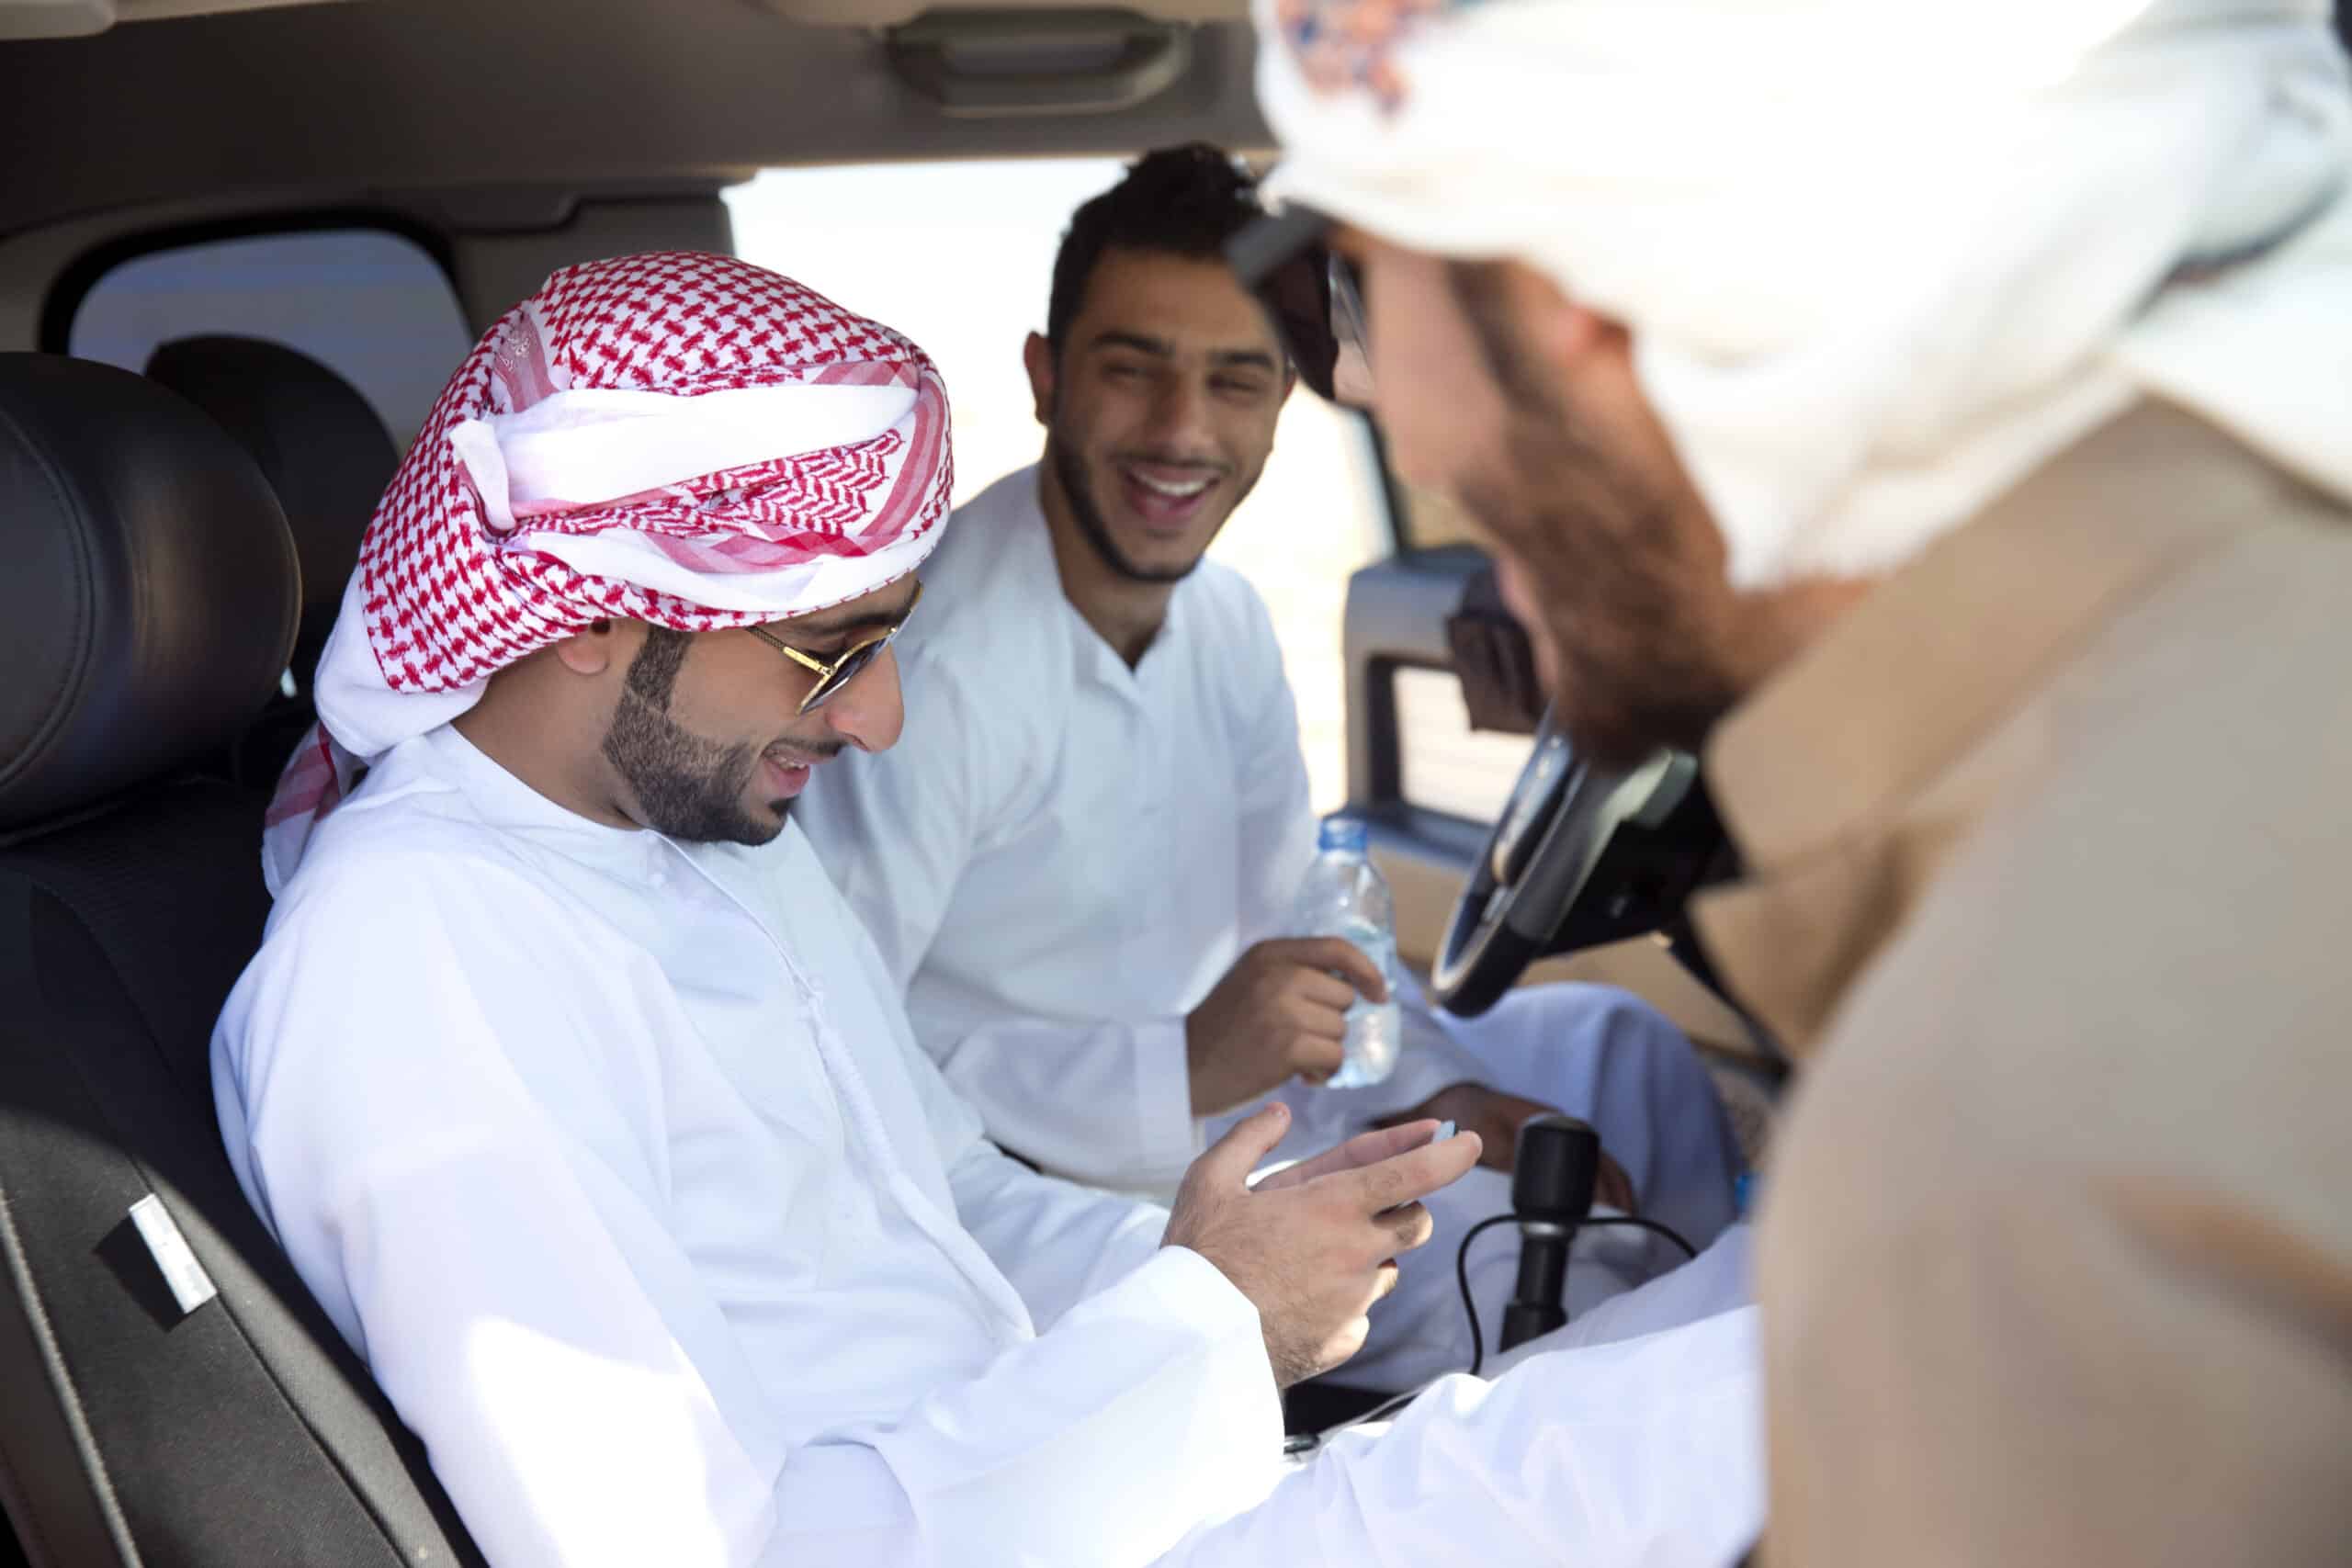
[7,2,2343,277]
[0,0,1270,240]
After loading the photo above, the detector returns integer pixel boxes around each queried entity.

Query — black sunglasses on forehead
[1225,205,1372,408]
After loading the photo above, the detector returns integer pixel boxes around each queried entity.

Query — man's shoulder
[1787,502,2352,1284]
[1169,558,1288,713]
[911,468,1064,647]
[2038,481,2352,816]
[223,770,637,1108]
[1179,557,1278,638]
[1850,502,2352,1054]
[266,768,558,946]
[897,466,1080,715]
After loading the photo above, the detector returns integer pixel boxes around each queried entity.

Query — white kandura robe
[798,465,1748,1388]
[212,724,1764,1567]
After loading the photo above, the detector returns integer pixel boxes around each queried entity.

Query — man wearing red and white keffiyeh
[216,251,1758,1568]
[262,250,955,893]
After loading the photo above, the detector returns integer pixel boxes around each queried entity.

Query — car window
[67,227,470,454]
[727,159,1393,815]
[1394,664,1532,822]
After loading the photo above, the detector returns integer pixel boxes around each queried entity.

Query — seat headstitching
[0,354,299,831]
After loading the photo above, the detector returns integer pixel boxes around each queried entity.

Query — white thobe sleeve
[808,656,1204,1191]
[226,861,1283,1568]
[946,1147,1172,1325]
[1158,1306,1765,1568]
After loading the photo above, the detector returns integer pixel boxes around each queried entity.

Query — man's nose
[820,647,905,755]
[1143,372,1216,455]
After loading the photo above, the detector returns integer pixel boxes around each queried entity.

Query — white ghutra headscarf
[1255,0,2352,589]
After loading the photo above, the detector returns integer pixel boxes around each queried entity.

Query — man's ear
[550,618,627,678]
[1022,332,1057,427]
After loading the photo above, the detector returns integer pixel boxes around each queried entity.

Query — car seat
[0,354,485,1568]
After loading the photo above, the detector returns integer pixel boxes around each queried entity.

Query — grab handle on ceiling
[885,9,1193,118]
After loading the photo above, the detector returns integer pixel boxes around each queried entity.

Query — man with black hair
[800,146,1749,1390]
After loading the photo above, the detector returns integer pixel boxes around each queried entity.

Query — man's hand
[1162,1103,1480,1388]
[1185,938,1389,1116]
[1250,1117,1456,1194]
[1378,1083,1637,1209]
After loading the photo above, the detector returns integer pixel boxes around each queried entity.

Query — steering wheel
[1429,705,1731,1019]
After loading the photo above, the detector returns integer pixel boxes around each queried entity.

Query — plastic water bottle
[1292,818,1404,1089]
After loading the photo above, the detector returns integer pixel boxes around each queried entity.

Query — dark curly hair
[1046,143,1266,355]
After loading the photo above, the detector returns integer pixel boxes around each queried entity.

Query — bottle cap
[1317,817,1369,854]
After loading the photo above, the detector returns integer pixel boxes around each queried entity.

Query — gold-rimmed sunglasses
[745,579,923,716]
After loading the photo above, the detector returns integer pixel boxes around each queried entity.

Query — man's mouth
[1117,460,1221,532]
[759,746,823,799]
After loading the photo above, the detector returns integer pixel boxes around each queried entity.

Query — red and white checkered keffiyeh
[262,250,955,893]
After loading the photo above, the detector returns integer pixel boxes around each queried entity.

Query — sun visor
[0,0,348,41]
[755,0,1238,25]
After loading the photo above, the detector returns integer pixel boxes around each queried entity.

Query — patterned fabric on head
[264,250,955,893]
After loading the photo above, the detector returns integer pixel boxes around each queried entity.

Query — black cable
[1456,1211,1699,1378]
[1575,1213,1700,1262]
[1454,1213,1521,1378]
[1291,1208,1708,1456]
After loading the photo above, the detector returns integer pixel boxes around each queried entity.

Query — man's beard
[1452,310,1741,772]
[1046,427,1255,587]
[1048,434,1193,584]
[601,634,786,846]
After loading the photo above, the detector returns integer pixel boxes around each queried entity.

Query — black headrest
[0,355,299,832]
[145,336,396,655]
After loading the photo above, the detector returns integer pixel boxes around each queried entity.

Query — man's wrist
[1181,1010,1210,1111]
[1419,1082,1487,1119]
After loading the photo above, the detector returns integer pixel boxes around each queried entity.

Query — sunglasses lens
[797,584,919,714]
[802,641,877,713]
[1250,244,1374,407]
[1326,254,1374,407]
[1228,207,1372,407]
[1256,245,1340,402]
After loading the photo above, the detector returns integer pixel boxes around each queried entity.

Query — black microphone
[1498,1114,1600,1352]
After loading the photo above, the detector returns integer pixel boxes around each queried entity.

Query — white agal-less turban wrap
[264,250,955,893]
[1254,0,2352,590]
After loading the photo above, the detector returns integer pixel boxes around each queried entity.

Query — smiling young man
[1232,0,2352,1561]
[212,250,1765,1568]
[798,147,1747,1391]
